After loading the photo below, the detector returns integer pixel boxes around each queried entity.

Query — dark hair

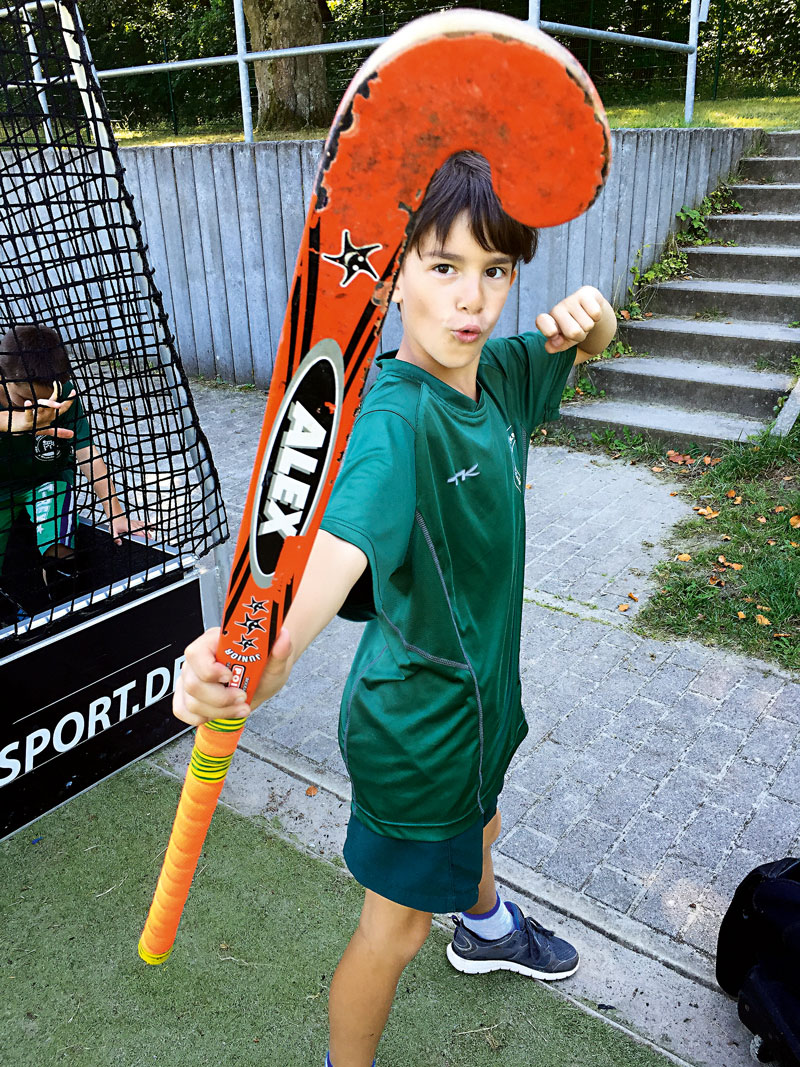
[0,324,71,386]
[407,151,538,264]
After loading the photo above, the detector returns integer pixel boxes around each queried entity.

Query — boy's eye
[432,263,454,275]
[486,266,508,279]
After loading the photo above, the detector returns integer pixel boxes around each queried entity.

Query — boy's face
[391,211,516,393]
[1,379,62,409]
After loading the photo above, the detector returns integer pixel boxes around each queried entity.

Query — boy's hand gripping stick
[138,8,610,963]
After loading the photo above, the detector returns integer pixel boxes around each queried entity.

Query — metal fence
[11,0,707,143]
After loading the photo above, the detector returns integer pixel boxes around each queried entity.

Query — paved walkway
[171,380,800,1067]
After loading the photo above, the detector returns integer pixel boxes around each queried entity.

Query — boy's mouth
[451,325,482,343]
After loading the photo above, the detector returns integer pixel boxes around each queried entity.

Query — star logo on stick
[238,636,257,651]
[245,596,268,614]
[322,230,382,288]
[240,611,266,634]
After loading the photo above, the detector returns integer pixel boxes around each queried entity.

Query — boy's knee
[358,893,432,963]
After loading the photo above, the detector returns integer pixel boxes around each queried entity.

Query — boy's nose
[457,278,484,313]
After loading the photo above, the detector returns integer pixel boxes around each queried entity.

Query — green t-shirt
[320,332,576,842]
[0,381,92,497]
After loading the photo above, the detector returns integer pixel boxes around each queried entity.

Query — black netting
[0,0,227,645]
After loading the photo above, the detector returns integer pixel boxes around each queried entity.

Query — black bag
[716,857,800,1065]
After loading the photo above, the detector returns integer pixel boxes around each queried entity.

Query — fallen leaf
[628,592,639,601]
[651,466,665,472]
[791,515,800,528]
[620,309,631,320]
[666,449,676,456]
[685,457,695,465]
[703,456,712,465]
[669,454,685,464]
[726,490,737,498]
[757,516,767,524]
[737,611,747,619]
[541,428,547,436]
[756,604,771,612]
[644,312,653,318]
[767,539,777,545]
[727,562,743,570]
[783,475,794,481]
[774,506,786,513]
[525,483,531,489]
[744,596,754,602]
[677,553,692,561]
[733,496,742,505]
[792,541,800,547]
[711,458,722,466]
[306,785,318,797]
[718,555,727,563]
[709,575,725,586]
[670,491,678,496]
[774,633,791,638]
[721,534,731,541]
[755,614,771,626]
[617,604,629,612]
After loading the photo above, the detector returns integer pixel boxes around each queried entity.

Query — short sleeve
[481,331,576,430]
[60,383,92,451]
[320,408,416,618]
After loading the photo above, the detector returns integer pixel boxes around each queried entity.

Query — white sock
[460,894,516,940]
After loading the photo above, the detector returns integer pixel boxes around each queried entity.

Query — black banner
[0,574,203,839]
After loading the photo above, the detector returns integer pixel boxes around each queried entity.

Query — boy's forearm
[77,448,125,519]
[252,529,367,705]
[574,297,617,361]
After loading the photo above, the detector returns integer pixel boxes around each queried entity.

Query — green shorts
[343,798,499,914]
[0,481,75,574]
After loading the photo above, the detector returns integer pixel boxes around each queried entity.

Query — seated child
[174,150,618,1067]
[0,324,147,605]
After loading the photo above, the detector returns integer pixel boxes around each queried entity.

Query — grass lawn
[114,96,800,148]
[0,762,675,1067]
[536,414,800,674]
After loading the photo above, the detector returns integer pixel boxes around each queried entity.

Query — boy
[0,324,147,605]
[174,151,618,1067]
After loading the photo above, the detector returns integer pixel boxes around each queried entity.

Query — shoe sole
[446,942,579,981]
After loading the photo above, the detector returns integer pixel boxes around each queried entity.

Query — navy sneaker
[446,901,579,980]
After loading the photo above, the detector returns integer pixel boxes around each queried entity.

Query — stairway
[560,130,800,453]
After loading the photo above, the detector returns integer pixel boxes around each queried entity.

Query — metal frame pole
[232,0,254,144]
[19,7,54,144]
[684,0,701,123]
[528,0,540,29]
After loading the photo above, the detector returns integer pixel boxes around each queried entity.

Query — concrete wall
[116,128,758,385]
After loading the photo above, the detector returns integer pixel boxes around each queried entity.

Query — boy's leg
[448,807,580,979]
[466,809,502,915]
[329,888,432,1067]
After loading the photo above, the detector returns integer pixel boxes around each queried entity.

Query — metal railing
[3,0,706,140]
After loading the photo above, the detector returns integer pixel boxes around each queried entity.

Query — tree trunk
[243,0,331,131]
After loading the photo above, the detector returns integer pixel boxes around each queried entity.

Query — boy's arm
[174,529,367,727]
[76,444,148,544]
[535,285,617,363]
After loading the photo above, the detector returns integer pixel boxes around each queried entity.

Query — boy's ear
[510,267,517,287]
[391,274,403,306]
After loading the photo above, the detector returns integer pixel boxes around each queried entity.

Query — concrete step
[766,131,800,157]
[619,318,800,369]
[686,244,800,282]
[646,278,800,324]
[559,398,769,451]
[707,212,800,246]
[729,183,800,214]
[583,355,794,419]
[740,157,800,183]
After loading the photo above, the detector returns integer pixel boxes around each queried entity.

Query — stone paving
[190,380,800,967]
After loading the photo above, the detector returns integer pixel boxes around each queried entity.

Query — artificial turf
[1,761,673,1067]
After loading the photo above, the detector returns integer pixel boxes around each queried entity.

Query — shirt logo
[447,464,480,485]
